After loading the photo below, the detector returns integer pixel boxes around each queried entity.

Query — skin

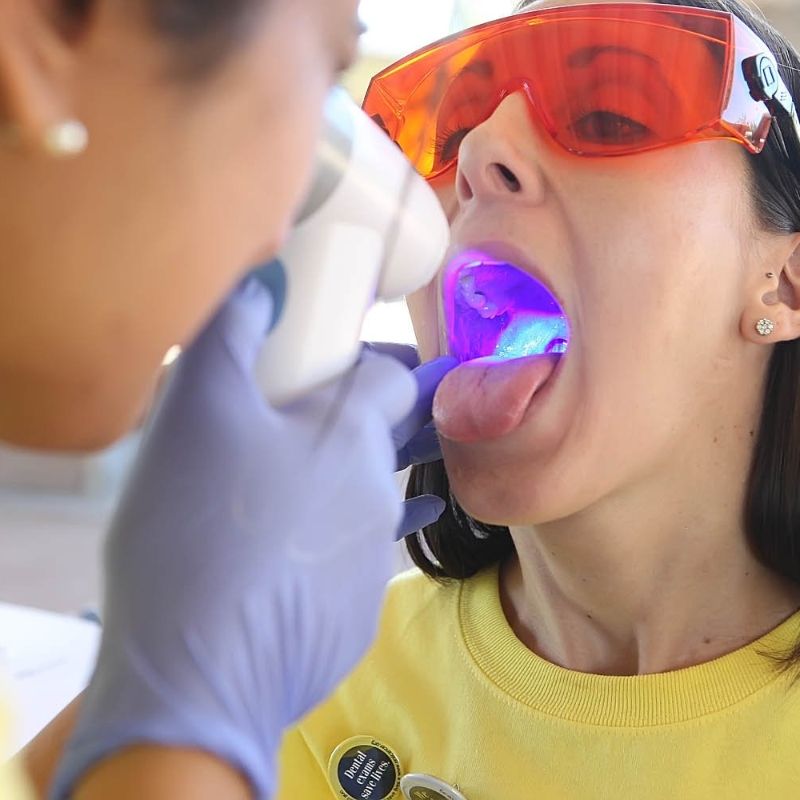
[20,697,80,799]
[0,0,360,451]
[408,0,800,676]
[13,0,800,794]
[0,0,360,795]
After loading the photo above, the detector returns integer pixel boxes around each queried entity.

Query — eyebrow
[460,59,495,79]
[567,45,660,69]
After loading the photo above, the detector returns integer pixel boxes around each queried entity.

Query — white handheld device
[256,89,450,406]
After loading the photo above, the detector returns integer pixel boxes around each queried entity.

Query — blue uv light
[443,259,570,363]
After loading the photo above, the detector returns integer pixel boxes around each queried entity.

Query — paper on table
[0,602,100,756]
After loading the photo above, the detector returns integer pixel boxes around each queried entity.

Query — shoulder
[378,567,459,634]
[275,569,465,798]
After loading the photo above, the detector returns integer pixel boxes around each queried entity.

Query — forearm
[21,696,83,799]
[72,746,253,800]
[20,694,256,800]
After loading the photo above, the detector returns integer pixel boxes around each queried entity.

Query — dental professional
[0,1,454,799]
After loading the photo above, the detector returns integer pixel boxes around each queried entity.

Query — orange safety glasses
[362,3,800,180]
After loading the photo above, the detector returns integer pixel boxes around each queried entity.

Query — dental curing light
[256,89,449,406]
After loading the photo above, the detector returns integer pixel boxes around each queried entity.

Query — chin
[0,404,138,453]
[445,457,542,527]
[442,439,598,528]
[0,372,152,453]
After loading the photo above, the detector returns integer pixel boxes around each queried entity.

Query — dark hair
[407,0,800,666]
[61,0,259,74]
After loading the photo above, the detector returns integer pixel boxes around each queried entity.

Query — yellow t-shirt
[0,697,34,800]
[277,566,800,799]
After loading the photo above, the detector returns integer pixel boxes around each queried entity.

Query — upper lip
[444,239,564,309]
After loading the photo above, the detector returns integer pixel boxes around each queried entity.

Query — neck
[501,417,800,676]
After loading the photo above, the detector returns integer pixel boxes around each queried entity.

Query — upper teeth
[464,260,500,268]
[458,265,504,319]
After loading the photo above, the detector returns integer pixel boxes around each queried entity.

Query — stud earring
[42,119,88,158]
[756,318,775,337]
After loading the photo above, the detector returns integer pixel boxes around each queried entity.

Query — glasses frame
[363,2,800,180]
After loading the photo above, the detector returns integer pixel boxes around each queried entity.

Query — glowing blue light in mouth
[443,258,570,363]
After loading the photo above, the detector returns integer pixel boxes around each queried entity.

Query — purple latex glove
[52,281,440,800]
[365,343,456,538]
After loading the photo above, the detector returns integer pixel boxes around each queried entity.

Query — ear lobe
[0,0,85,152]
[742,235,800,345]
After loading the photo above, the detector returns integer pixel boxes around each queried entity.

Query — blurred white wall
[359,0,457,57]
[360,0,516,58]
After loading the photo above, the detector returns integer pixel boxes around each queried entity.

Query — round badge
[328,736,402,800]
[400,774,469,800]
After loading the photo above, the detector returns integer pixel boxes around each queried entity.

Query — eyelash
[569,110,653,145]
[429,124,472,162]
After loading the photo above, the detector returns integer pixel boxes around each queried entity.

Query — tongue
[433,354,559,443]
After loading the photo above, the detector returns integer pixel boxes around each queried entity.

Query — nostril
[457,170,474,202]
[494,163,521,193]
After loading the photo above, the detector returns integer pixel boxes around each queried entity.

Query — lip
[443,238,565,313]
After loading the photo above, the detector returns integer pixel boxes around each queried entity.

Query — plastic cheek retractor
[440,252,570,363]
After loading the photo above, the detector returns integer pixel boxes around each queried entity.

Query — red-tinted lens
[363,4,757,178]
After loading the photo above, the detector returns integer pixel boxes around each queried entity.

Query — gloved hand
[52,280,452,800]
[371,342,456,538]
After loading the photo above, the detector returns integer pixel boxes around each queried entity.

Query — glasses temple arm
[743,53,800,153]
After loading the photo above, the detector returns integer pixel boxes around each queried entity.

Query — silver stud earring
[43,119,88,158]
[756,318,776,337]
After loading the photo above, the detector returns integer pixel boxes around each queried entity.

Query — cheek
[156,16,333,325]
[231,30,332,248]
[406,177,458,359]
[407,283,443,360]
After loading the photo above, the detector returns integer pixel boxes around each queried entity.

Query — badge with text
[328,736,402,800]
[400,773,469,800]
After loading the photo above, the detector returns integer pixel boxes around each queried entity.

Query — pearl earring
[756,318,775,337]
[43,119,88,158]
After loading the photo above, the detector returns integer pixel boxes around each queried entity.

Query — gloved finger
[348,350,417,429]
[396,423,441,471]
[182,277,274,375]
[392,356,458,451]
[363,342,420,370]
[250,259,287,333]
[396,495,446,540]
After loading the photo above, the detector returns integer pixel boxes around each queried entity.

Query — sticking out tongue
[434,354,559,443]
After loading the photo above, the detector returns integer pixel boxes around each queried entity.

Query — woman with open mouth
[278,1,800,798]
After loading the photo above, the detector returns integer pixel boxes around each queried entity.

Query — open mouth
[433,252,570,443]
[441,256,570,363]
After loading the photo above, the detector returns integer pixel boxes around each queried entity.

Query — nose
[455,93,547,209]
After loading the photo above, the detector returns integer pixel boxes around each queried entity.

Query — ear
[0,1,88,153]
[741,235,800,344]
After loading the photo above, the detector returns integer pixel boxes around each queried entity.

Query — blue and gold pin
[328,736,402,800]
